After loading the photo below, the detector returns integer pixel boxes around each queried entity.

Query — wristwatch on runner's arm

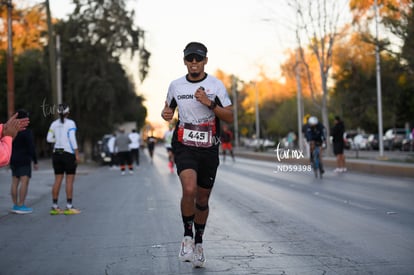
[209,100,217,110]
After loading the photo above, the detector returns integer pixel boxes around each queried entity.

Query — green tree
[401,4,414,72]
[332,47,411,132]
[1,1,150,160]
[0,2,47,54]
[50,0,150,158]
[331,59,378,131]
[398,4,414,125]
[70,0,149,66]
[289,0,347,154]
[0,48,54,156]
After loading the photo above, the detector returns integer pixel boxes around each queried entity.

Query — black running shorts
[173,142,219,189]
[52,152,77,174]
[10,165,32,178]
[117,151,132,166]
[333,141,344,155]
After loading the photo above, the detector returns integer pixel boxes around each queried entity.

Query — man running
[161,41,233,268]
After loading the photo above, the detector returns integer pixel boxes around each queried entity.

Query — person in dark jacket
[0,112,29,167]
[331,115,346,173]
[10,109,38,214]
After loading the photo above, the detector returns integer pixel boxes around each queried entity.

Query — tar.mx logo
[274,142,304,161]
[273,142,311,173]
[40,98,59,117]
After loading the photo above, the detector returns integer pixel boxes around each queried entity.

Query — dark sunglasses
[185,54,204,62]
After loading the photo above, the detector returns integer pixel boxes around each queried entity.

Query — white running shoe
[192,243,206,268]
[178,236,194,262]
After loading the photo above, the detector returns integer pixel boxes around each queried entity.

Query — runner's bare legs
[179,169,211,225]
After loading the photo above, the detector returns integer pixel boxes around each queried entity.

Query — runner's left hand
[194,87,209,106]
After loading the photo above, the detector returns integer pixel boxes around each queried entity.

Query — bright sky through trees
[22,0,351,125]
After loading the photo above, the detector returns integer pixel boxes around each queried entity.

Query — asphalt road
[0,147,413,275]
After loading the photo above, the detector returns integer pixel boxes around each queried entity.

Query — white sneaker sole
[192,259,205,268]
[12,210,32,214]
[179,253,193,262]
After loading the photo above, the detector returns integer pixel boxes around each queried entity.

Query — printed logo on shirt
[177,94,194,100]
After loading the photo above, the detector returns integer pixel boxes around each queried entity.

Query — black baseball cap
[183,42,207,57]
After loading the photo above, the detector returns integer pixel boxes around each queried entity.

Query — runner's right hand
[162,101,174,121]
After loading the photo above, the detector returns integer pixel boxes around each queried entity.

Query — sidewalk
[233,147,414,178]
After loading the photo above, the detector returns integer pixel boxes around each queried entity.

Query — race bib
[179,123,213,147]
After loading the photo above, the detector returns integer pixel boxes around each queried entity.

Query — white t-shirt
[107,136,116,153]
[128,132,140,149]
[46,118,78,154]
[166,74,232,125]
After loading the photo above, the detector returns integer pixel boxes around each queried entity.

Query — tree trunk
[321,70,331,156]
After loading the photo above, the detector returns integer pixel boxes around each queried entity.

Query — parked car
[383,128,406,150]
[94,134,113,165]
[243,138,276,149]
[344,131,358,149]
[353,134,370,150]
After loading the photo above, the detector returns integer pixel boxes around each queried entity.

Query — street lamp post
[56,35,62,104]
[254,82,260,148]
[374,0,384,158]
[2,0,14,118]
[45,0,58,107]
[295,48,304,153]
[231,76,239,148]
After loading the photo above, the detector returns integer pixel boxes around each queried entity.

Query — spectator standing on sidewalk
[115,128,133,175]
[46,103,81,215]
[331,115,346,173]
[129,129,141,167]
[161,41,233,268]
[10,110,38,214]
[0,112,30,167]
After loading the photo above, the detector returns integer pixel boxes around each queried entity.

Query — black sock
[194,223,206,244]
[182,215,195,238]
